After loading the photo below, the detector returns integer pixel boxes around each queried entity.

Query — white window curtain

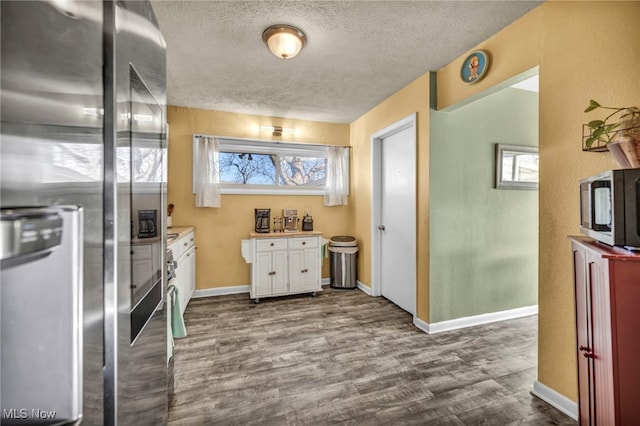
[323,146,350,206]
[195,136,221,208]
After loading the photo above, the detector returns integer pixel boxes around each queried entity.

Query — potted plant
[584,99,640,168]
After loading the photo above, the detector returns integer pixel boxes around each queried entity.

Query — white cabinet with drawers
[168,227,196,314]
[247,232,322,303]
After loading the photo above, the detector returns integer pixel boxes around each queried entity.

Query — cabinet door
[586,250,616,425]
[610,259,640,423]
[288,249,305,292]
[302,247,320,291]
[271,250,288,295]
[176,253,188,314]
[573,244,593,425]
[186,246,196,301]
[254,252,274,297]
[289,247,319,292]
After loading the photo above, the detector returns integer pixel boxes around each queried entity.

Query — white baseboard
[356,280,373,296]
[322,278,331,286]
[425,305,538,334]
[531,381,578,420]
[193,285,249,298]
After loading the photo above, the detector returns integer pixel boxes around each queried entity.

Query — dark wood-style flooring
[168,287,577,425]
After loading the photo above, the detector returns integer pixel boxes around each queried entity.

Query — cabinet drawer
[132,244,152,259]
[289,237,318,249]
[169,231,194,259]
[256,238,287,251]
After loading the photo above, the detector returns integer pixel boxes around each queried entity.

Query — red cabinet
[571,236,640,425]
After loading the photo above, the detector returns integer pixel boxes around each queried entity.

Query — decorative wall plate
[460,50,489,84]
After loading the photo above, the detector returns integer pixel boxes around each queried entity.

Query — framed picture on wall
[495,144,539,190]
[460,50,489,84]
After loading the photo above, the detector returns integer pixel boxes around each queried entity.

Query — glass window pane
[279,156,327,186]
[219,152,276,184]
[513,153,538,182]
[501,153,515,181]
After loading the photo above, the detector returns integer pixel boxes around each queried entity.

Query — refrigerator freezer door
[1,206,83,424]
[1,2,105,423]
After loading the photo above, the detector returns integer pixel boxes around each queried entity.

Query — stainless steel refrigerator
[1,1,168,424]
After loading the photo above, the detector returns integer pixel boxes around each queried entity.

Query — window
[193,136,331,195]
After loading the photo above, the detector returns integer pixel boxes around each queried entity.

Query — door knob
[378,225,385,231]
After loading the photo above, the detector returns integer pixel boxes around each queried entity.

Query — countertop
[167,226,195,246]
[569,236,640,261]
[248,230,322,239]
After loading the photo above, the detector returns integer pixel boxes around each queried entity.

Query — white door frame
[370,113,417,315]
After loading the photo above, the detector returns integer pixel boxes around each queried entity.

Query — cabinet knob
[190,238,194,242]
[269,271,276,276]
[270,242,274,246]
[302,241,306,245]
[579,345,594,358]
[184,242,188,247]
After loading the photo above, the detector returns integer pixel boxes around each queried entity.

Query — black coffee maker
[302,210,313,231]
[255,208,270,233]
[138,209,157,238]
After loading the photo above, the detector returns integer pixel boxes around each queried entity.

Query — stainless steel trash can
[329,236,358,289]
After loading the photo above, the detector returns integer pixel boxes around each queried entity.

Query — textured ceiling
[152,1,542,124]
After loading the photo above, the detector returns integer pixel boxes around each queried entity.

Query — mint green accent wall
[429,87,538,323]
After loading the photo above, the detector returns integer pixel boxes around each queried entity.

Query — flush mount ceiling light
[262,24,306,60]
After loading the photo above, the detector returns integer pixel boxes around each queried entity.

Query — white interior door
[377,121,416,315]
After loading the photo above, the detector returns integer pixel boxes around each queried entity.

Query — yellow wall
[437,1,640,402]
[167,106,351,289]
[350,74,431,321]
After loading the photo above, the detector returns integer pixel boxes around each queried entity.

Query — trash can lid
[329,236,358,247]
[328,246,359,254]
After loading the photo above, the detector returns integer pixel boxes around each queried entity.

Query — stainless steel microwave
[580,168,640,249]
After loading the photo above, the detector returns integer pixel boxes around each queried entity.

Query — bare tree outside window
[193,137,338,194]
[279,156,326,186]
[219,152,276,184]
[219,152,327,187]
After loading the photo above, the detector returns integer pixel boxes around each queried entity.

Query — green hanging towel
[170,281,187,338]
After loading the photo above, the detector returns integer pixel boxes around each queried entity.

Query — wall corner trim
[413,305,538,335]
[356,281,373,296]
[531,381,578,420]
[193,285,250,298]
[413,317,430,333]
